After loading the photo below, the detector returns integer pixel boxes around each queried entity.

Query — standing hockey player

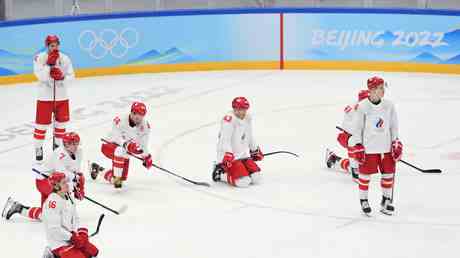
[33,35,75,161]
[212,97,264,187]
[41,172,99,258]
[348,76,403,215]
[2,132,85,221]
[326,89,369,182]
[90,102,153,189]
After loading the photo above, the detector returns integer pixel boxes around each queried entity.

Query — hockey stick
[101,139,211,187]
[83,195,127,215]
[260,151,299,158]
[335,126,442,174]
[151,163,211,187]
[90,214,105,237]
[391,171,396,203]
[215,150,299,168]
[398,160,441,174]
[52,79,57,150]
[32,168,127,215]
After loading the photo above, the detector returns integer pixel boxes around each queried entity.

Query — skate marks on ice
[0,72,276,156]
[0,86,184,155]
[154,102,460,229]
[155,102,337,165]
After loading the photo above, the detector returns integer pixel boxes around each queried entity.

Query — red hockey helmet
[45,35,60,47]
[62,132,80,145]
[131,102,147,116]
[49,172,66,186]
[358,90,369,101]
[232,97,250,110]
[367,76,385,90]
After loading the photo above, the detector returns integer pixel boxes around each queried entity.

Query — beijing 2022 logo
[78,28,139,59]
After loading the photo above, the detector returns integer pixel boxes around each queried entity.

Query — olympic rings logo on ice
[78,28,139,59]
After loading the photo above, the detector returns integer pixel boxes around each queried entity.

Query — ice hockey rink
[0,70,459,257]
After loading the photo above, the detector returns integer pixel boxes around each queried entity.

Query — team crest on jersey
[59,153,65,160]
[375,118,384,129]
[113,117,121,125]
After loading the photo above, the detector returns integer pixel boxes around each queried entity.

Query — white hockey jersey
[341,102,360,136]
[34,146,83,186]
[216,112,258,161]
[349,98,399,154]
[33,51,75,101]
[42,192,79,250]
[106,115,151,154]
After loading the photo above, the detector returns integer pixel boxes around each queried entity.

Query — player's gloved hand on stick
[124,140,143,155]
[222,152,234,171]
[337,132,351,149]
[46,49,59,66]
[142,154,153,169]
[71,229,87,249]
[50,67,64,80]
[391,139,403,161]
[74,172,85,200]
[76,227,99,255]
[250,147,264,161]
[77,228,89,239]
[349,144,365,164]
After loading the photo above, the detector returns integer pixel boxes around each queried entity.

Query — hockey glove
[71,230,87,249]
[337,132,351,149]
[250,147,264,161]
[46,50,59,66]
[143,154,153,169]
[391,139,403,162]
[77,228,89,239]
[124,140,143,155]
[222,152,234,171]
[349,144,365,164]
[50,67,64,80]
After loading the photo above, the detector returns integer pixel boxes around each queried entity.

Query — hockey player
[212,97,264,187]
[90,101,153,189]
[348,76,403,215]
[326,89,369,182]
[2,132,85,221]
[33,35,75,161]
[41,172,99,258]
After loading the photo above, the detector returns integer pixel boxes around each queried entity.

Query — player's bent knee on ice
[235,176,252,188]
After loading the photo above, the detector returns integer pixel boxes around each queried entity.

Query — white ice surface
[0,70,459,258]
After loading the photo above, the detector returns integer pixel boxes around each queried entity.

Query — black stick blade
[422,169,442,174]
[195,182,211,187]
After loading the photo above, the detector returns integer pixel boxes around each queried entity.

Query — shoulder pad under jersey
[223,114,233,123]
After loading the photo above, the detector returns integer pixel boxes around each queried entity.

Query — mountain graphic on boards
[127,47,194,65]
